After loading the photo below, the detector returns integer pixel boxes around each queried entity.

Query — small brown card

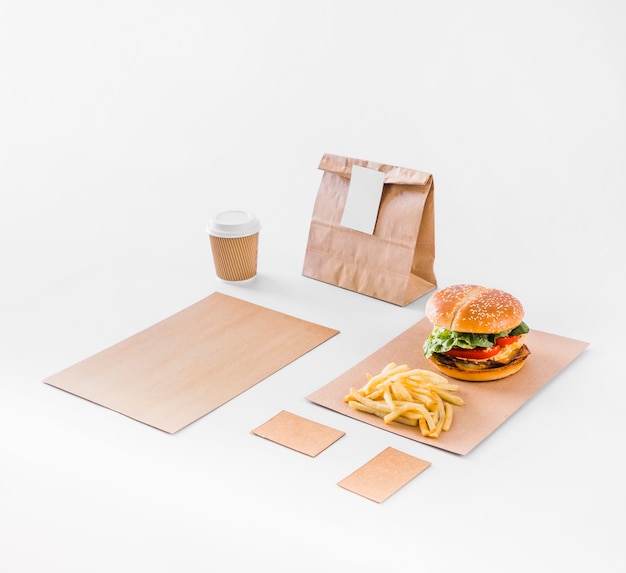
[252,410,345,457]
[338,447,431,503]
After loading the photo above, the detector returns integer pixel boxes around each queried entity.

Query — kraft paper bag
[302,153,437,306]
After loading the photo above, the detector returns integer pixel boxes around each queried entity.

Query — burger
[422,284,530,382]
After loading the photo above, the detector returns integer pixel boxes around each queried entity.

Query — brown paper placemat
[45,292,339,433]
[308,318,588,455]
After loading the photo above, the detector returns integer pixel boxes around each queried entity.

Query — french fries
[344,362,464,438]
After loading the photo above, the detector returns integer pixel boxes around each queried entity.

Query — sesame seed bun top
[425,284,524,334]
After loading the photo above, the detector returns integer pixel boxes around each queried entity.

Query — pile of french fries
[344,362,464,438]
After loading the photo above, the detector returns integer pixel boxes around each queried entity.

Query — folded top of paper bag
[319,153,432,186]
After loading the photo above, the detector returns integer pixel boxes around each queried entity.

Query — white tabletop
[2,2,624,572]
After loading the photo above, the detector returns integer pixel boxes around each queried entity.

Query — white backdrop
[1,2,625,572]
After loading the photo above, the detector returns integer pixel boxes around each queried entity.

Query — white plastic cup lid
[207,210,261,238]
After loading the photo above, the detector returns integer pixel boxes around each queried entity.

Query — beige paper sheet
[45,292,339,433]
[251,410,345,456]
[308,318,589,455]
[338,447,431,503]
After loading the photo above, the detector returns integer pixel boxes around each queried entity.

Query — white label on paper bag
[340,165,385,235]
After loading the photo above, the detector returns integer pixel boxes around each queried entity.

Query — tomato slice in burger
[444,345,501,360]
[495,334,521,347]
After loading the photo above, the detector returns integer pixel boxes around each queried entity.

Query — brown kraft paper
[302,153,437,306]
[44,293,339,434]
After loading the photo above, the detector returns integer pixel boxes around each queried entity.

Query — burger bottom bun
[428,349,529,382]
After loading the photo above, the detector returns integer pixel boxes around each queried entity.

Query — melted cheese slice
[488,334,527,363]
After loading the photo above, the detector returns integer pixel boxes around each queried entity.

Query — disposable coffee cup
[207,210,261,282]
